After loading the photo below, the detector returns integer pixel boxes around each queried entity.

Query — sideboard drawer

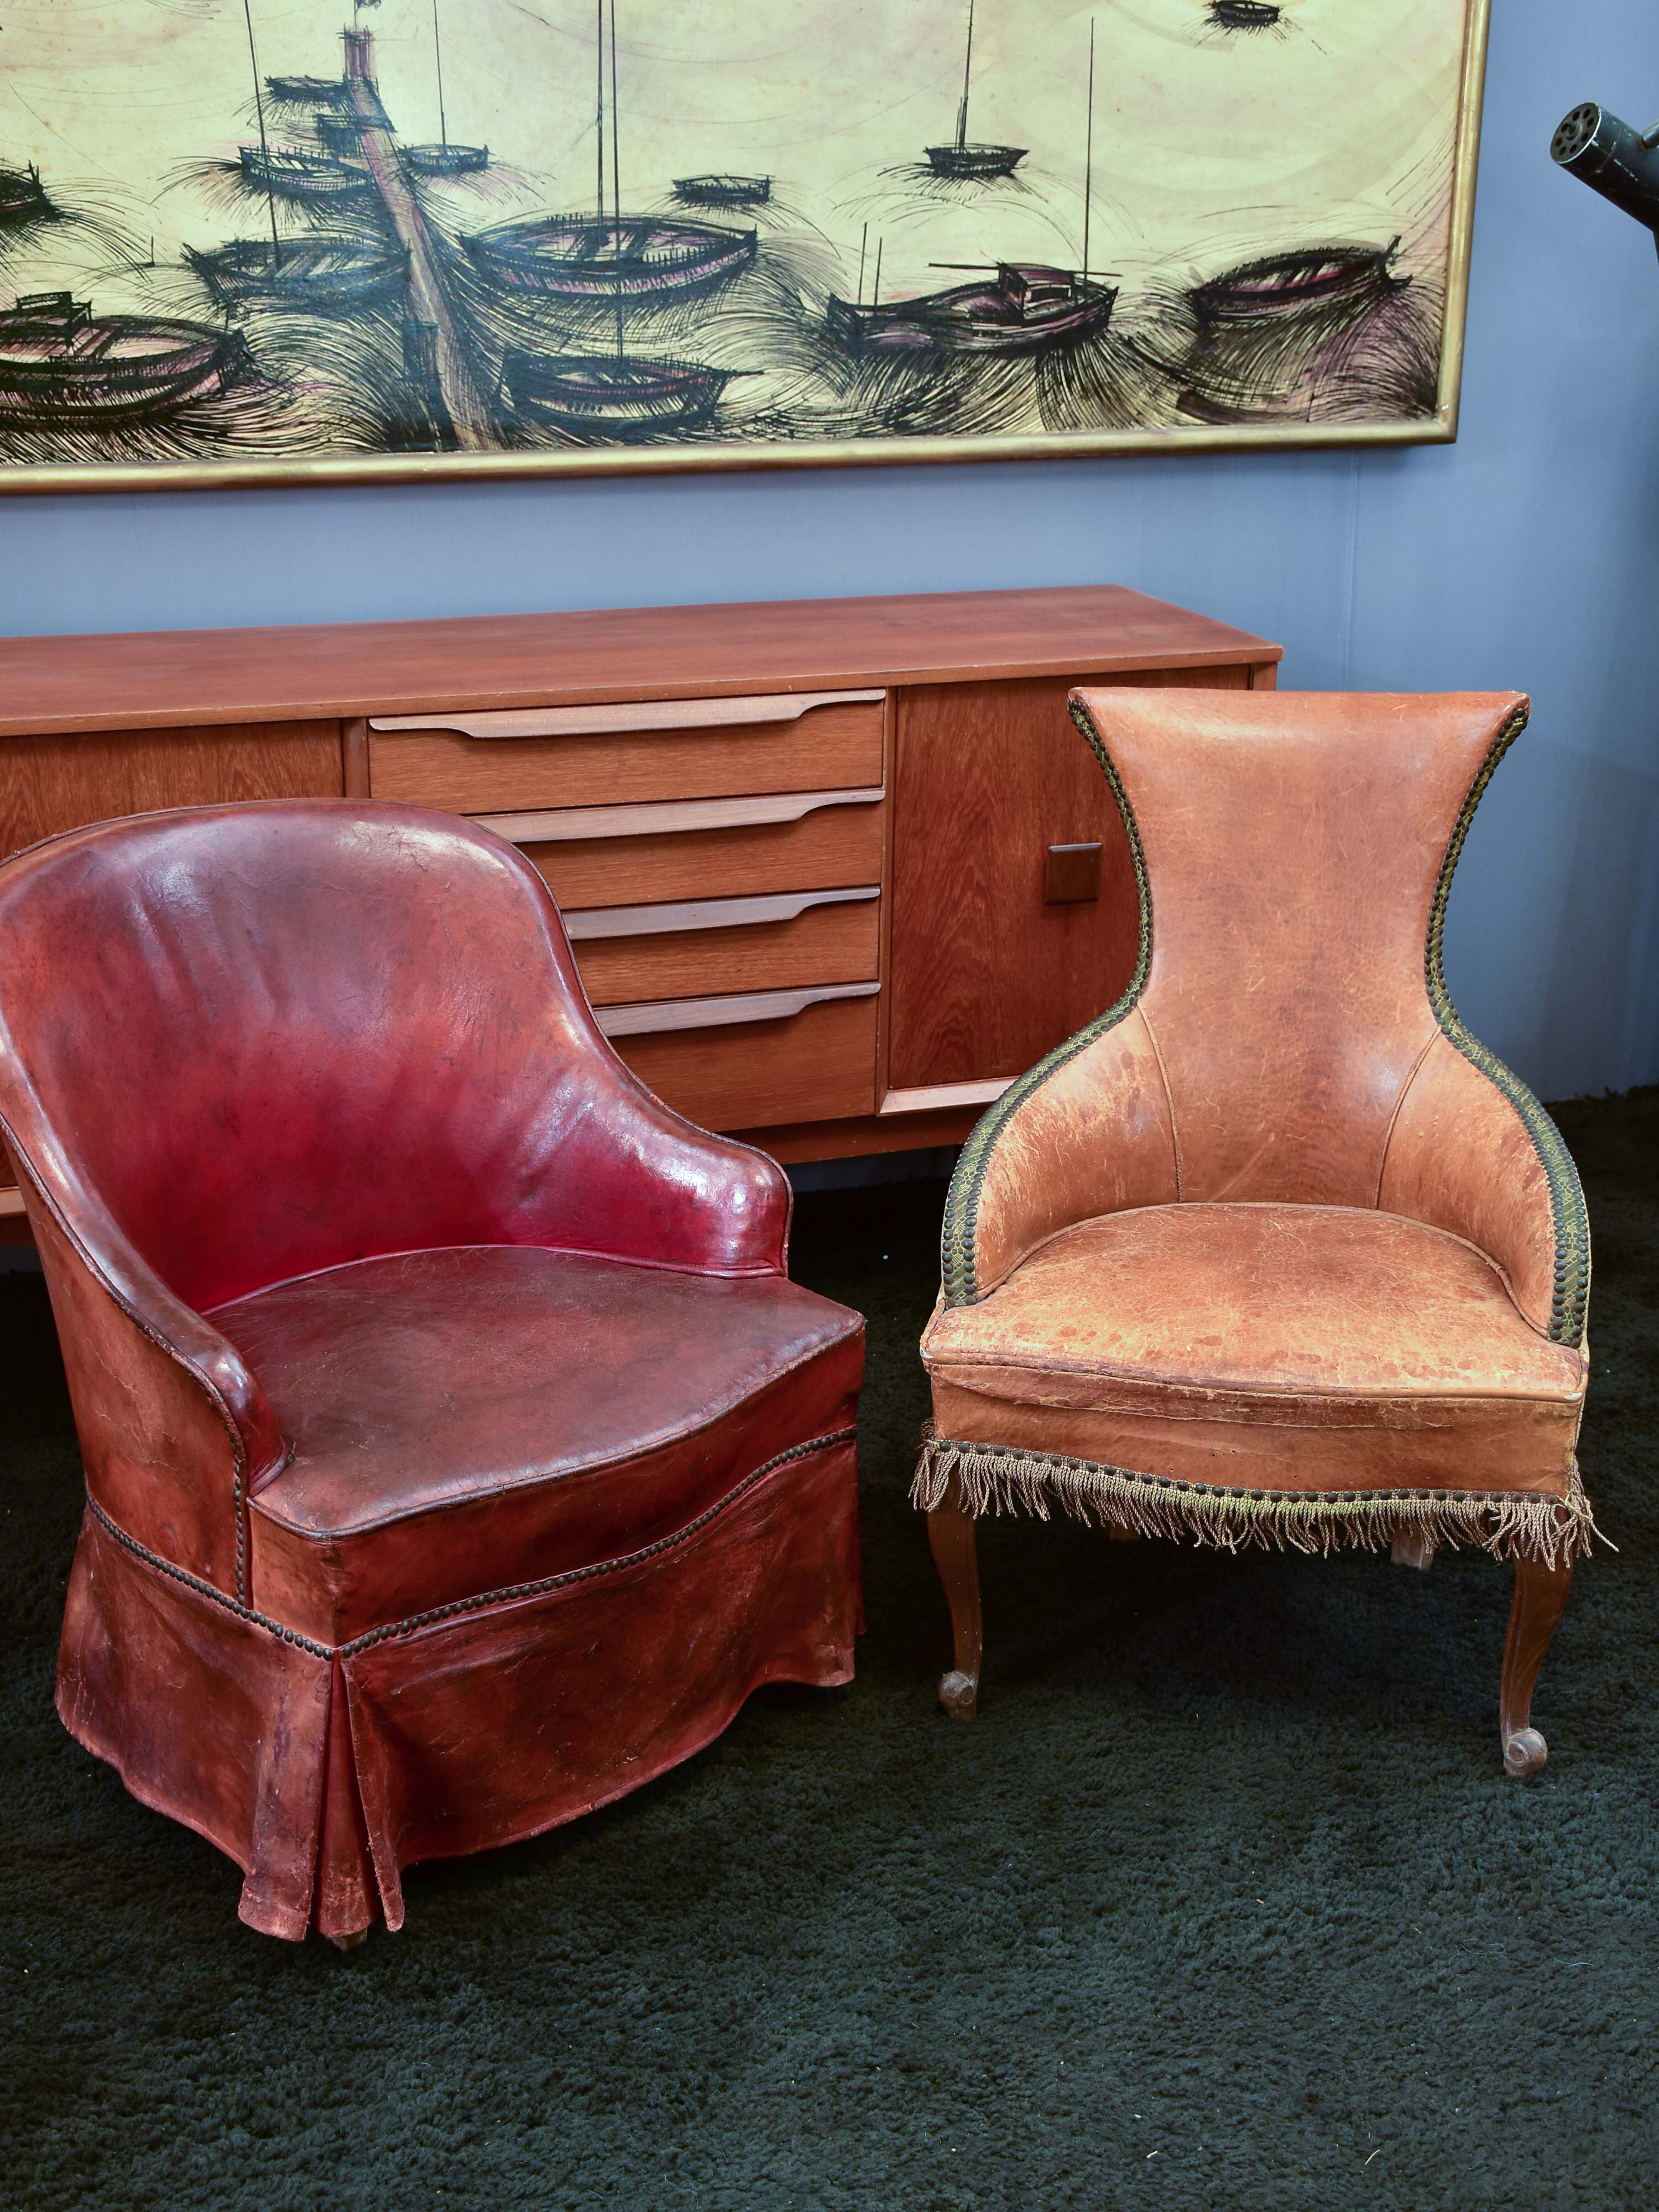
[570,887,879,1007]
[488,786,886,907]
[368,691,884,812]
[602,987,879,1129]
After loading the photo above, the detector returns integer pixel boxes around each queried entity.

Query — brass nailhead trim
[1425,703,1589,1346]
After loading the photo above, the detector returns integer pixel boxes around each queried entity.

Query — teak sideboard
[0,586,1280,1238]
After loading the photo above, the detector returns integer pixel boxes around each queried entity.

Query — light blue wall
[3,3,1655,1099]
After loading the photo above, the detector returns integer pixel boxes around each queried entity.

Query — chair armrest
[515,1063,792,1279]
[4,1140,283,1595]
[1379,1031,1589,1345]
[940,1004,1180,1306]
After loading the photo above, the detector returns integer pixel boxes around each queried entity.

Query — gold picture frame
[0,0,1490,496]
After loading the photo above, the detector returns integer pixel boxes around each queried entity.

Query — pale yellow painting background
[0,0,1477,474]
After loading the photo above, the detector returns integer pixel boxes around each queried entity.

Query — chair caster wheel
[938,1669,979,1720]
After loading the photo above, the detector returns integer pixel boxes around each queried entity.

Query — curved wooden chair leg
[1500,1558,1572,1776]
[926,1479,982,1720]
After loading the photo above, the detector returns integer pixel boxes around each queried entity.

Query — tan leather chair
[914,688,1595,1772]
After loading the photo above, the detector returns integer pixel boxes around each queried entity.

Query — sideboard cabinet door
[888,669,1249,1092]
[0,724,345,862]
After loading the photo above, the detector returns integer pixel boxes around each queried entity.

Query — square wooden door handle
[1044,842,1103,904]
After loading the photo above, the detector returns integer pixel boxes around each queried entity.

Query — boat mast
[431,1,448,152]
[955,0,975,153]
[241,0,283,268]
[596,0,606,227]
[1083,17,1094,279]
[608,0,625,359]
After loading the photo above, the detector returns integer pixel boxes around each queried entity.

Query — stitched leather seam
[940,697,1154,1307]
[83,1426,857,1660]
[1372,1027,1438,1213]
[1136,1004,1183,1202]
[1425,703,1590,1345]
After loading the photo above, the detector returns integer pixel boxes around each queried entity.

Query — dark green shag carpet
[4,1094,1657,2211]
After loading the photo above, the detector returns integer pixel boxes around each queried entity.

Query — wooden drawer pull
[478,786,884,846]
[598,980,879,1040]
[371,690,884,742]
[1044,841,1103,904]
[566,885,878,942]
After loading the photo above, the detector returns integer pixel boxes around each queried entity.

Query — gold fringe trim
[910,1425,1604,1570]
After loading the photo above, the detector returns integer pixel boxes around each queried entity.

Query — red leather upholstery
[0,801,863,1941]
[221,1244,863,1643]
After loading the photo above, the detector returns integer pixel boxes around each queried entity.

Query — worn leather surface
[1379,1032,1563,1339]
[0,800,864,1938]
[1089,689,1515,1208]
[218,1243,862,1642]
[0,803,790,1322]
[60,1432,859,1942]
[933,690,1588,1500]
[926,1204,1584,1494]
[967,1008,1179,1300]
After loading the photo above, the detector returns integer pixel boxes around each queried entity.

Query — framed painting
[0,0,1490,493]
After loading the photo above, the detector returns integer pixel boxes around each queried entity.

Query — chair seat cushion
[215,1244,863,1644]
[923,1203,1585,1497]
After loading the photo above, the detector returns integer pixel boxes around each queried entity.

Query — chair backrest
[0,801,648,1312]
[1068,686,1528,1208]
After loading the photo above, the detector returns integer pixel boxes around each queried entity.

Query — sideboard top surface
[0,586,1281,738]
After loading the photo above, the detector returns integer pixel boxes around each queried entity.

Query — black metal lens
[1551,101,1659,236]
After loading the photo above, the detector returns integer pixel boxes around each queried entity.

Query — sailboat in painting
[673,174,771,209]
[498,1,748,439]
[833,20,1108,354]
[0,291,253,425]
[399,3,489,176]
[925,0,1025,179]
[827,263,1111,356]
[190,3,408,314]
[1190,239,1405,325]
[187,232,408,311]
[1,162,53,230]
[467,213,753,301]
[465,2,753,304]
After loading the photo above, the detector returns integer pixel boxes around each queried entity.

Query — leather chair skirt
[60,1414,859,1943]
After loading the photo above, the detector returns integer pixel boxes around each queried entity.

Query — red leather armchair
[915,690,1594,1771]
[0,802,863,1943]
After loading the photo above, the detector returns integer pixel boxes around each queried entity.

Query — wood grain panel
[613,994,878,1130]
[0,588,1281,737]
[0,722,345,860]
[574,894,878,1006]
[888,667,1250,1090]
[368,697,882,812]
